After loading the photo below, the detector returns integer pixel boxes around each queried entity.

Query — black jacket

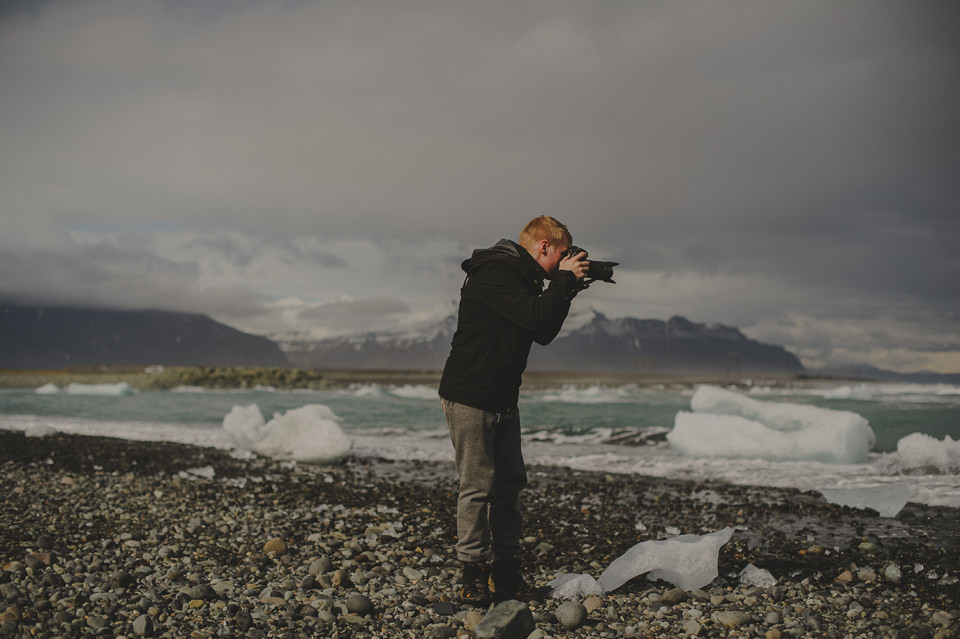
[438,239,580,411]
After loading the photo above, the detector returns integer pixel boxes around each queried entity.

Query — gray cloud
[0,243,267,319]
[1,0,958,371]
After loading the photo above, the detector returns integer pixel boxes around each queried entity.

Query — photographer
[438,215,588,605]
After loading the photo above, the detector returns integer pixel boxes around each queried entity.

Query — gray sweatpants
[442,398,528,563]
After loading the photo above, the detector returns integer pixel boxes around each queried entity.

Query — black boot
[490,556,547,602]
[458,562,491,606]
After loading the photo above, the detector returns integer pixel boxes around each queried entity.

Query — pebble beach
[1,429,957,639]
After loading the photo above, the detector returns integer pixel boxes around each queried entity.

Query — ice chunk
[822,384,874,400]
[895,433,960,473]
[64,382,138,396]
[598,527,735,592]
[691,385,873,438]
[548,573,603,599]
[223,404,270,450]
[668,386,875,464]
[178,466,216,480]
[820,483,912,517]
[549,528,735,598]
[34,383,60,394]
[739,563,777,588]
[222,403,351,464]
[25,423,58,438]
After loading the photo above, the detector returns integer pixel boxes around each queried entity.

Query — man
[438,215,588,605]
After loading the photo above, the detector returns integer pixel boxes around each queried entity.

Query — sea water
[1,380,958,508]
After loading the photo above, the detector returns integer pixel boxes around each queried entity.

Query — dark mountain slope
[1,304,287,369]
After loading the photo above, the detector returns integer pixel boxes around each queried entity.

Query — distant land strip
[0,366,823,392]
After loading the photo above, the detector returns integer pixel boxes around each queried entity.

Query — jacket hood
[461,239,524,272]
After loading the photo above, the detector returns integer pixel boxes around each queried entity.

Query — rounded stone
[132,613,154,637]
[715,610,752,628]
[556,601,588,630]
[37,535,55,550]
[583,595,604,613]
[345,593,374,616]
[107,570,135,590]
[308,556,332,575]
[262,538,287,555]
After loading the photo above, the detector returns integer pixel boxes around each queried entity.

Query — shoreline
[1,429,956,638]
[0,366,850,392]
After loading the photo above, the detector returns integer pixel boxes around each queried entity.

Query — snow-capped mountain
[283,310,804,375]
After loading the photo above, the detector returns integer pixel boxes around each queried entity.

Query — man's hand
[560,251,589,281]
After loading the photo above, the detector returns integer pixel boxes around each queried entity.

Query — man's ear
[537,239,550,255]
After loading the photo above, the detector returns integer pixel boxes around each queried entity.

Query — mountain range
[284,311,805,376]
[13,303,954,382]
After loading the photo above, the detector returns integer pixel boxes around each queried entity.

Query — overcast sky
[2,0,958,373]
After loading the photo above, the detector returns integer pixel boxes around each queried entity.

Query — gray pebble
[132,613,154,637]
[345,593,374,615]
[660,587,687,605]
[556,601,588,630]
[309,556,333,575]
[475,601,535,639]
[86,614,109,629]
[714,610,752,628]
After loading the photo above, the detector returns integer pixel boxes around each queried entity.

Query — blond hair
[519,215,572,250]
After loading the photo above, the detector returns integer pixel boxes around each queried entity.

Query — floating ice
[822,385,874,401]
[34,383,60,394]
[222,403,351,464]
[64,382,138,396]
[170,385,207,394]
[534,384,641,404]
[894,433,960,474]
[667,386,875,464]
[820,483,912,517]
[739,563,777,588]
[387,385,443,400]
[549,528,735,598]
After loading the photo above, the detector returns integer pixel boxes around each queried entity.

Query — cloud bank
[1,0,958,372]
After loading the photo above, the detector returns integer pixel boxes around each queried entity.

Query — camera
[566,245,618,284]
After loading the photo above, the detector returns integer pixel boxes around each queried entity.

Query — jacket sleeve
[463,262,579,345]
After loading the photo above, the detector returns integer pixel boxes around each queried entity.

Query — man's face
[540,241,570,277]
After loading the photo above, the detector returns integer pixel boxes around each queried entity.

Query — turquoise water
[3,380,959,508]
[1,381,957,453]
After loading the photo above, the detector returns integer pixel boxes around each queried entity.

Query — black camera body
[566,245,618,284]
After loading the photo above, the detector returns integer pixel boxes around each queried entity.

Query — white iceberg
[894,433,960,473]
[667,386,875,464]
[549,528,734,598]
[34,383,60,394]
[222,403,351,464]
[64,382,138,396]
[820,483,912,518]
